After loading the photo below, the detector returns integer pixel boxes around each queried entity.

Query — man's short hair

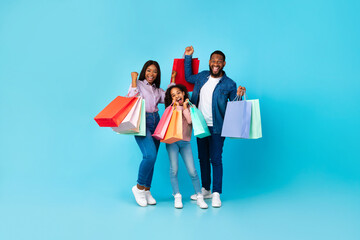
[210,50,226,61]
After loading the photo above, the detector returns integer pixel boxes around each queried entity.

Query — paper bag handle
[232,93,247,101]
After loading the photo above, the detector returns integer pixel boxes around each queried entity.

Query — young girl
[128,60,175,207]
[164,84,208,209]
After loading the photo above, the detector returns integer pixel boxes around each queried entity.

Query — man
[184,46,246,207]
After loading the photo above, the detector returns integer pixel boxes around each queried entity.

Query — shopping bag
[188,101,211,138]
[152,105,173,140]
[161,108,183,144]
[221,95,252,138]
[94,96,137,127]
[119,99,146,136]
[247,99,262,139]
[172,58,199,92]
[112,97,142,133]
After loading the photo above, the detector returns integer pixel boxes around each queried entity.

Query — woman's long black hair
[164,84,190,108]
[138,60,161,88]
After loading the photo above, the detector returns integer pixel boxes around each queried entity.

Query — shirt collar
[144,79,156,87]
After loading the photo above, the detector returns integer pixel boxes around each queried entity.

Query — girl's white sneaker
[174,193,183,209]
[145,190,156,205]
[196,194,208,209]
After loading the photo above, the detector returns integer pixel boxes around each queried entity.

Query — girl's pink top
[175,105,192,142]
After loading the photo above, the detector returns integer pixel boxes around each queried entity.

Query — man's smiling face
[209,54,226,77]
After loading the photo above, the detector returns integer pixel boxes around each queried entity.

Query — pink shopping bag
[152,105,173,140]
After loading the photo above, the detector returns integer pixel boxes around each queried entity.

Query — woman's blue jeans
[135,112,160,188]
[166,141,201,195]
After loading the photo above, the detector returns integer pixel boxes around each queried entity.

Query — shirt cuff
[127,87,139,97]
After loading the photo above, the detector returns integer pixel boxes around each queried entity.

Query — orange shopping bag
[94,96,137,127]
[161,108,183,144]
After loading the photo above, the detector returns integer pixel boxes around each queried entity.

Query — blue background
[1,0,359,239]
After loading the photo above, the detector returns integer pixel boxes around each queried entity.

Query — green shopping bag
[247,98,262,139]
[188,101,211,138]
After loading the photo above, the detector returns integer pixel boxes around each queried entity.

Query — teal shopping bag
[188,102,211,138]
[247,99,262,139]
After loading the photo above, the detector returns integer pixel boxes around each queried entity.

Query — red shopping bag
[111,97,142,133]
[172,58,199,92]
[152,105,173,140]
[94,96,137,127]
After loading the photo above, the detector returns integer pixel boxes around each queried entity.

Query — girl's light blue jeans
[165,141,201,195]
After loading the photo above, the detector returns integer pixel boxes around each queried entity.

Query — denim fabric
[184,55,238,134]
[166,141,201,195]
[196,127,225,193]
[135,112,160,188]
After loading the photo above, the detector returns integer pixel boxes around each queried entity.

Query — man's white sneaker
[212,192,221,208]
[174,193,183,209]
[190,187,212,200]
[145,190,156,205]
[196,194,208,209]
[132,185,147,207]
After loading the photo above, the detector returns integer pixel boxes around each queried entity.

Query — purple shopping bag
[221,96,252,138]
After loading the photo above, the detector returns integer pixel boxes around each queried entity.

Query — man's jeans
[135,112,160,188]
[166,141,201,195]
[196,127,225,194]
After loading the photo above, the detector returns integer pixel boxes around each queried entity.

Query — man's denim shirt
[184,55,238,134]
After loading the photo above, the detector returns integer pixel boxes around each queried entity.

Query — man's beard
[209,65,223,78]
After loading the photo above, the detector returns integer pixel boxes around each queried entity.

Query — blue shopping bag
[221,95,252,138]
[188,101,211,138]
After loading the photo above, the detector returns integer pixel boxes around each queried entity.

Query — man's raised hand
[185,46,194,56]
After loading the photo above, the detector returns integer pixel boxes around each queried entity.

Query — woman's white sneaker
[212,192,221,208]
[145,190,156,205]
[190,188,212,200]
[174,193,183,209]
[196,194,208,209]
[132,185,147,207]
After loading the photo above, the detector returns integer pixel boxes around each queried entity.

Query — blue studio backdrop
[0,0,359,240]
